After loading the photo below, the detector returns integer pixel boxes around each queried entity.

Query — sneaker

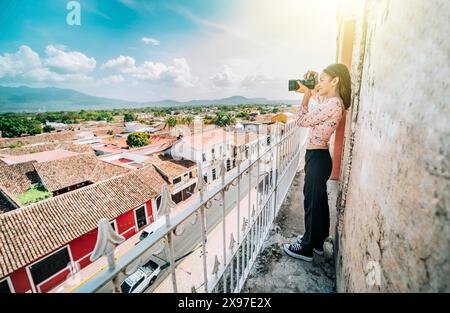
[282,243,313,262]
[296,235,324,256]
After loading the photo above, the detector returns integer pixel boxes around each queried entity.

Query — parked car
[134,230,154,246]
[120,259,161,293]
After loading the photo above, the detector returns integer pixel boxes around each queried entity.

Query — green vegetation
[127,132,151,148]
[0,117,42,138]
[214,112,235,127]
[8,141,23,149]
[236,111,250,119]
[16,184,52,205]
[43,125,56,133]
[124,113,137,123]
[0,103,286,138]
[181,115,193,125]
[165,116,178,128]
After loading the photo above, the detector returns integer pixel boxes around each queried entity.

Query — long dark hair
[323,63,352,110]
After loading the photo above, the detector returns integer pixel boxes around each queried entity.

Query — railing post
[167,232,177,292]
[200,205,208,293]
[220,160,227,293]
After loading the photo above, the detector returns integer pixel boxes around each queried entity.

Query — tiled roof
[34,154,130,193]
[0,161,40,194]
[0,166,166,279]
[0,149,80,165]
[149,154,197,179]
[0,131,77,149]
[181,128,234,150]
[0,143,93,156]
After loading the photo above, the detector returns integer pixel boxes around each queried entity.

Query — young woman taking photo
[283,63,352,262]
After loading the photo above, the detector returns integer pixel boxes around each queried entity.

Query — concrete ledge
[242,171,338,293]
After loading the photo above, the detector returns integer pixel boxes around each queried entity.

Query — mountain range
[0,86,298,113]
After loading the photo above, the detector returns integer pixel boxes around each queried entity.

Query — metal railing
[74,123,304,293]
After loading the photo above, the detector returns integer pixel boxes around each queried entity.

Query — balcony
[242,171,337,293]
[55,123,309,293]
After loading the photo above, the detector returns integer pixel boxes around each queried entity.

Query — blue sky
[0,0,339,102]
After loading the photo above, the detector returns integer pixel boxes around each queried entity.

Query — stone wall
[335,0,449,292]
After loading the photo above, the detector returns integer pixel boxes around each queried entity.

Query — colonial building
[0,166,165,293]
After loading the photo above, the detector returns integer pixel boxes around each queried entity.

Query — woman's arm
[297,97,341,128]
[295,70,319,112]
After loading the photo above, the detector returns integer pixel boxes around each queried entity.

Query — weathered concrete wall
[335,0,450,292]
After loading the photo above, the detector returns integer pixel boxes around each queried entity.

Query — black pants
[301,149,332,253]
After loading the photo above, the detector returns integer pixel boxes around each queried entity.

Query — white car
[120,259,161,293]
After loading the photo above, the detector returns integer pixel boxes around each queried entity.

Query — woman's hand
[295,81,309,94]
[304,70,318,82]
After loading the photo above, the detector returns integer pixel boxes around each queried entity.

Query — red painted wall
[38,269,70,293]
[116,210,136,235]
[331,115,346,180]
[9,268,32,293]
[77,255,92,269]
[69,229,98,261]
[6,199,157,293]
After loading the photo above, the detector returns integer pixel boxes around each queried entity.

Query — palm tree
[182,115,193,125]
[165,116,178,128]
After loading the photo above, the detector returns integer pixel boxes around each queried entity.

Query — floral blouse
[296,95,344,147]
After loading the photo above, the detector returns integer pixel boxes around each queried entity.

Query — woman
[283,63,352,262]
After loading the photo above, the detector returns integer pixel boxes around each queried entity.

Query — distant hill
[0,86,297,113]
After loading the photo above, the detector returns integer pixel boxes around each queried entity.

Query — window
[203,175,208,183]
[135,206,147,230]
[172,192,182,204]
[267,136,271,145]
[173,177,182,184]
[202,153,206,162]
[219,146,223,156]
[29,247,71,286]
[131,276,145,293]
[226,159,231,171]
[211,148,215,155]
[212,168,217,180]
[0,279,12,294]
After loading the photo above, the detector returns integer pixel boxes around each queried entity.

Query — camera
[288,74,316,91]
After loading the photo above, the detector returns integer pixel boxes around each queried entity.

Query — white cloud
[0,45,95,84]
[0,45,41,77]
[141,37,160,45]
[43,45,96,73]
[241,74,272,88]
[100,74,125,85]
[102,55,197,87]
[210,65,238,87]
[101,55,136,72]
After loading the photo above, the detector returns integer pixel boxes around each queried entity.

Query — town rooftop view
[0,0,448,302]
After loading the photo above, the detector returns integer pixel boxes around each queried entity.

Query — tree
[124,113,137,123]
[127,132,150,148]
[43,125,56,133]
[165,116,178,128]
[182,115,193,125]
[0,117,42,138]
[203,115,215,125]
[214,112,235,127]
[236,111,249,119]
